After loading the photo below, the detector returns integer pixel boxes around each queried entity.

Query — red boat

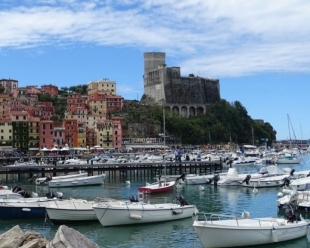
[138,181,175,194]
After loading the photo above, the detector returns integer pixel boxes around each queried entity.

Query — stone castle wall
[143,52,220,116]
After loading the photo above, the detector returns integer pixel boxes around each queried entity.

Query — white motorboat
[240,174,289,188]
[275,153,302,164]
[217,168,262,186]
[56,158,88,165]
[48,174,106,188]
[289,177,310,191]
[193,211,309,248]
[92,195,198,227]
[33,171,88,185]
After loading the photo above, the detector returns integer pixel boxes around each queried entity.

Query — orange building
[63,119,78,147]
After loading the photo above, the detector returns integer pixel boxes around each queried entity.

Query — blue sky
[1,0,310,141]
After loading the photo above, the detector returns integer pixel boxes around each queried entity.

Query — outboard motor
[129,195,139,202]
[283,203,300,223]
[307,172,310,177]
[46,191,56,199]
[258,167,268,175]
[12,185,22,193]
[40,175,52,185]
[176,195,189,206]
[240,174,251,185]
[280,177,291,188]
[213,174,220,186]
[290,169,295,177]
[175,173,186,182]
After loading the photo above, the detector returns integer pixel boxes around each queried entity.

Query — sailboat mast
[287,114,292,149]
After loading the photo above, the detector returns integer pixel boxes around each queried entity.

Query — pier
[0,157,223,180]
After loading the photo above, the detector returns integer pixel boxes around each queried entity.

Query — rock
[0,225,25,248]
[20,231,49,248]
[48,225,98,248]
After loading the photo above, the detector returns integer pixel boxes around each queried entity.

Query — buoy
[242,210,250,219]
[277,192,283,198]
[126,181,131,185]
[253,185,258,194]
[272,227,278,242]
[32,192,38,198]
[199,185,204,191]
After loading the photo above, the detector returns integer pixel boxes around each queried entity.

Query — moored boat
[138,180,175,193]
[193,210,309,248]
[48,174,106,188]
[93,195,198,227]
[33,171,88,185]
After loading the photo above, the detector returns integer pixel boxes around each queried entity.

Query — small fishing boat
[138,180,175,194]
[48,174,106,188]
[93,195,198,227]
[33,171,88,185]
[193,208,309,248]
[45,198,120,224]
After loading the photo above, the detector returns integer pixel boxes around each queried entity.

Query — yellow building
[88,78,116,95]
[97,120,113,149]
[0,120,13,148]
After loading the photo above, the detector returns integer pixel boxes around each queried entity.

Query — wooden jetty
[0,159,223,180]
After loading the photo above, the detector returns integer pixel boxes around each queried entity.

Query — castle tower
[144,52,166,75]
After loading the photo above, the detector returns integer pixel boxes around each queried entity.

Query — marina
[0,153,310,247]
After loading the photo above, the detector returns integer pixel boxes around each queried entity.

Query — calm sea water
[1,155,310,248]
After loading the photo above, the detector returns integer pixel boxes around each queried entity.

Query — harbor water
[1,155,310,248]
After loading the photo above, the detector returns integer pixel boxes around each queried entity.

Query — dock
[0,158,223,180]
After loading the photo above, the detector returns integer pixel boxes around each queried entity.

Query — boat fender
[272,227,278,242]
[129,214,142,220]
[22,208,31,212]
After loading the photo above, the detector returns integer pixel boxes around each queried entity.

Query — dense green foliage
[162,100,276,145]
[149,100,276,146]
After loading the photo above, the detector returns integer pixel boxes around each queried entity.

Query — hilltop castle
[143,52,220,117]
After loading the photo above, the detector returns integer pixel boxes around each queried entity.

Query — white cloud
[1,0,310,77]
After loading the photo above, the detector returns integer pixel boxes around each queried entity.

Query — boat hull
[36,172,88,185]
[48,174,106,188]
[0,205,47,220]
[193,219,308,248]
[46,205,97,224]
[138,181,175,193]
[93,203,196,226]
